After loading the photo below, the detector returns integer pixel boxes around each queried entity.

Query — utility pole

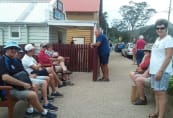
[168,0,172,33]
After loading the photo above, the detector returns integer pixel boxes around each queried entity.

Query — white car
[121,43,134,57]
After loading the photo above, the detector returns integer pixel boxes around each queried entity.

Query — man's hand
[90,43,94,48]
[23,83,31,89]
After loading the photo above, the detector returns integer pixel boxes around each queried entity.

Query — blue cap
[3,40,21,50]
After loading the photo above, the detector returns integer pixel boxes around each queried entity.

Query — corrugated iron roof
[0,2,51,23]
[62,0,100,12]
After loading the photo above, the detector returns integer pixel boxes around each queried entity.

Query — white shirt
[22,54,37,74]
[149,35,173,75]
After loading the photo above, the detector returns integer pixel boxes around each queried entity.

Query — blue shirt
[96,34,110,55]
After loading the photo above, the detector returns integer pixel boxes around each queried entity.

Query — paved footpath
[1,52,172,118]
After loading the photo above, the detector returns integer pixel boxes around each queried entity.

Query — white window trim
[8,26,21,40]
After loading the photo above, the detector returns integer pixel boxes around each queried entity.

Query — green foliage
[119,1,156,31]
[167,76,173,96]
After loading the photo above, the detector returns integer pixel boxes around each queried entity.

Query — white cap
[139,35,144,39]
[25,44,35,51]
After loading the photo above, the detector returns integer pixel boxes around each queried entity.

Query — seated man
[38,43,73,86]
[15,50,58,112]
[0,40,56,118]
[22,44,63,97]
[133,69,150,105]
[45,43,72,75]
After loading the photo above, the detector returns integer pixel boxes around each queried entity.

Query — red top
[37,50,52,65]
[139,55,150,70]
[136,39,146,50]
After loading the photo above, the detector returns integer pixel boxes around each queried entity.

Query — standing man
[91,29,110,81]
[135,35,146,65]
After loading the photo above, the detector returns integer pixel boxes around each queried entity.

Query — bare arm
[155,48,173,80]
[91,41,101,48]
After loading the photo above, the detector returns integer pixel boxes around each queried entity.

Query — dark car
[114,43,125,52]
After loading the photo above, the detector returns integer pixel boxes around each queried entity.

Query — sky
[103,0,173,26]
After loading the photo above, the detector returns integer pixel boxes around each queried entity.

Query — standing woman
[149,19,173,118]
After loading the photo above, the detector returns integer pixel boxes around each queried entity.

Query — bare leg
[135,77,145,99]
[157,91,167,118]
[154,91,159,116]
[28,91,44,112]
[129,72,137,84]
[58,56,67,71]
[101,64,109,80]
[41,80,48,105]
[49,73,57,93]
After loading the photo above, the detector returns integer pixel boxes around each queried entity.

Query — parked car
[121,43,134,57]
[114,42,125,52]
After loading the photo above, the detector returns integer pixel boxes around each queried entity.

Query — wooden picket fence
[53,44,100,81]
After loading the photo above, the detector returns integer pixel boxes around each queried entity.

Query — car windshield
[129,44,134,48]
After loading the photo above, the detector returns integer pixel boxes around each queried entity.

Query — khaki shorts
[10,89,31,101]
[55,65,62,72]
[144,77,151,88]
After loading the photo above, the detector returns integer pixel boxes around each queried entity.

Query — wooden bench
[0,86,18,118]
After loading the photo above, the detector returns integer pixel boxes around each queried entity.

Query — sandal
[148,113,158,118]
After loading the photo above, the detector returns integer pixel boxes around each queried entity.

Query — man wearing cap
[22,44,58,112]
[0,40,57,118]
[22,43,63,97]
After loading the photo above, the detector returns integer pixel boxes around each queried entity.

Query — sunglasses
[156,27,165,30]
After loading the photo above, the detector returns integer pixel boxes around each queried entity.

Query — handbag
[12,71,32,90]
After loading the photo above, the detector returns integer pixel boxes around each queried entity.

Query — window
[11,32,19,38]
[9,26,20,39]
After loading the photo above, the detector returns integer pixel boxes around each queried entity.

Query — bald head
[95,29,101,37]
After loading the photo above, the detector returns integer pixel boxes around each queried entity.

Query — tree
[113,1,156,41]
[100,12,109,35]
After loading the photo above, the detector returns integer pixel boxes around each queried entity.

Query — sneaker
[41,96,54,102]
[43,103,58,111]
[24,110,40,118]
[133,98,147,105]
[41,112,57,118]
[51,91,63,97]
[58,82,66,88]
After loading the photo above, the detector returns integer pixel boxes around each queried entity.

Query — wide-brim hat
[143,44,152,51]
[3,40,21,50]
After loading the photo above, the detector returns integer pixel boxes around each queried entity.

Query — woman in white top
[149,19,173,118]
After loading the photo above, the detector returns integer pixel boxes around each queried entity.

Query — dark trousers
[136,50,144,66]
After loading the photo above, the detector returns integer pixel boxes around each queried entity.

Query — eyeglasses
[156,27,165,30]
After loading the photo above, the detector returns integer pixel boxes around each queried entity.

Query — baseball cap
[3,40,21,50]
[25,44,35,51]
